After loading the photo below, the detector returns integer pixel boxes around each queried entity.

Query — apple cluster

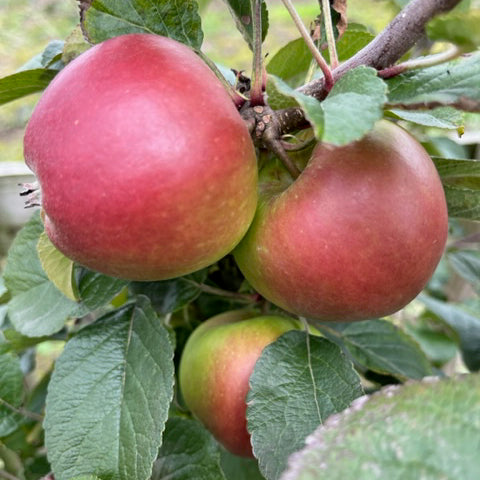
[24,33,448,323]
[24,33,449,458]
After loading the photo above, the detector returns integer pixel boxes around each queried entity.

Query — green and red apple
[234,120,448,321]
[179,310,304,457]
[24,33,257,281]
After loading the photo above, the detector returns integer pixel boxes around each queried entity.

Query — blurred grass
[0,0,78,162]
[0,0,397,163]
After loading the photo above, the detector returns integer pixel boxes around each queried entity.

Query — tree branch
[299,0,463,99]
[243,0,464,155]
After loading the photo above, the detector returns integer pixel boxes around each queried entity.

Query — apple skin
[179,310,303,457]
[234,120,448,321]
[24,33,257,281]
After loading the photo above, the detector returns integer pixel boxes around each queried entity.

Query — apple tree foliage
[1,0,480,479]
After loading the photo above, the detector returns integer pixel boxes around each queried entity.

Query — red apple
[234,121,448,321]
[178,310,303,457]
[24,33,257,280]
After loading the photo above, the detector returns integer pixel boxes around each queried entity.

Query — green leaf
[266,29,374,88]
[0,69,58,106]
[325,29,375,64]
[419,293,480,371]
[431,157,480,220]
[281,374,480,480]
[267,39,313,87]
[18,40,65,72]
[388,106,464,129]
[319,67,388,144]
[405,321,458,367]
[62,26,92,64]
[320,319,432,380]
[0,329,52,354]
[3,212,79,337]
[0,352,24,437]
[434,156,480,179]
[0,353,23,406]
[151,417,225,480]
[448,250,480,293]
[3,213,128,337]
[442,183,480,220]
[44,296,175,480]
[427,10,480,49]
[386,53,480,111]
[268,67,387,145]
[220,449,264,480]
[75,268,129,311]
[81,0,203,49]
[37,232,78,301]
[222,0,269,50]
[247,331,363,480]
[130,269,207,315]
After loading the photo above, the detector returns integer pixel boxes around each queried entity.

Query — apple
[23,33,257,281]
[179,310,303,457]
[234,120,448,321]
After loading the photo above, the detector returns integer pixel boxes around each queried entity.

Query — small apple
[24,33,257,281]
[234,120,448,321]
[179,310,303,457]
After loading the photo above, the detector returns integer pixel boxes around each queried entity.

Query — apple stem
[320,0,339,69]
[281,0,334,92]
[266,137,301,179]
[250,0,265,106]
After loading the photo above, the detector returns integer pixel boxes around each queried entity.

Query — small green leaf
[405,321,458,367]
[434,156,480,179]
[18,40,65,71]
[319,319,432,380]
[320,66,388,144]
[431,157,480,220]
[62,26,92,64]
[442,183,480,220]
[0,69,58,106]
[0,352,24,437]
[3,212,79,337]
[388,106,464,129]
[281,374,480,480]
[268,67,387,145]
[75,268,129,311]
[427,10,480,49]
[222,0,269,50]
[448,250,480,293]
[248,331,363,480]
[0,329,52,353]
[151,417,226,480]
[419,293,480,371]
[4,213,128,337]
[267,39,313,87]
[325,29,375,63]
[81,0,203,49]
[44,296,175,480]
[37,232,78,301]
[386,53,480,111]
